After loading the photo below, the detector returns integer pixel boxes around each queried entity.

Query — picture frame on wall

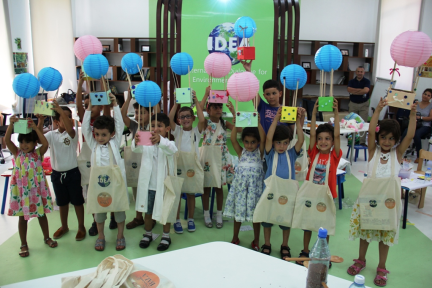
[302,62,311,69]
[141,45,150,52]
[340,49,349,56]
[103,45,111,52]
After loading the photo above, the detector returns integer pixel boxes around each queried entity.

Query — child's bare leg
[282,228,291,247]
[202,187,211,210]
[348,238,369,274]
[187,194,195,219]
[303,231,312,252]
[253,223,261,246]
[263,226,271,253]
[74,204,85,232]
[117,221,125,239]
[136,211,143,220]
[59,205,69,231]
[375,241,390,286]
[215,187,223,210]
[176,200,181,220]
[18,216,28,253]
[38,215,57,247]
[144,213,153,232]
[232,220,241,242]
[163,223,171,234]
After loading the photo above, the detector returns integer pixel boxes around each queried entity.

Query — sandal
[280,245,291,260]
[89,221,98,236]
[126,218,144,229]
[95,238,106,251]
[19,244,29,257]
[216,221,223,229]
[295,250,309,266]
[251,240,259,251]
[44,237,58,248]
[347,259,366,276]
[261,244,271,255]
[109,216,118,230]
[231,238,240,245]
[374,267,390,287]
[139,234,153,249]
[116,237,126,251]
[157,237,171,251]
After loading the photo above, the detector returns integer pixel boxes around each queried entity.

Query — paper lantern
[13,73,40,99]
[135,81,162,107]
[121,53,143,74]
[390,31,432,67]
[280,64,307,90]
[74,35,103,61]
[315,45,342,72]
[83,54,109,80]
[227,72,259,102]
[204,52,232,78]
[38,67,63,91]
[234,16,257,38]
[170,52,193,75]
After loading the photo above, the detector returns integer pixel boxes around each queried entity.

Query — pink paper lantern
[390,31,432,67]
[204,52,232,78]
[227,72,259,102]
[74,35,103,61]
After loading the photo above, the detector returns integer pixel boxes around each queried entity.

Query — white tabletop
[303,121,369,135]
[3,242,367,288]
[401,172,432,190]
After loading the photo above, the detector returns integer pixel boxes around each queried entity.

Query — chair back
[416,149,432,173]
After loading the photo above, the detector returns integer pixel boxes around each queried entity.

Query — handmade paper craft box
[175,88,192,104]
[280,107,297,123]
[237,47,255,60]
[318,97,334,112]
[14,119,32,134]
[209,90,228,103]
[385,89,415,109]
[34,100,55,116]
[130,84,139,98]
[90,90,111,106]
[236,111,258,128]
[136,131,153,146]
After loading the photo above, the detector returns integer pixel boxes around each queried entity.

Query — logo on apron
[369,200,377,208]
[177,169,182,176]
[317,202,327,212]
[267,193,274,200]
[86,161,91,168]
[97,192,112,207]
[385,198,396,209]
[278,196,288,205]
[204,162,210,172]
[305,200,312,208]
[187,169,195,177]
[127,271,160,288]
[98,175,111,187]
[132,162,137,169]
[295,161,302,172]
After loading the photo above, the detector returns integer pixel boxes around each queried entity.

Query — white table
[401,172,432,229]
[303,121,369,164]
[3,242,368,288]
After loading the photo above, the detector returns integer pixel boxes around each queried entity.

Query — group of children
[7,62,417,287]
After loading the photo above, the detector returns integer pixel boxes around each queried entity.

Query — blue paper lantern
[83,54,109,79]
[314,45,342,72]
[135,81,162,107]
[13,73,40,99]
[234,16,257,38]
[121,53,143,74]
[38,67,63,91]
[170,52,193,76]
[280,64,307,90]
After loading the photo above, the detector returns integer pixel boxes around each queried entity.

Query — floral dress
[348,147,400,246]
[223,148,264,222]
[8,148,53,220]
[202,119,234,185]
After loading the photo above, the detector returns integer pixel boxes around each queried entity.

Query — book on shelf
[363,63,370,72]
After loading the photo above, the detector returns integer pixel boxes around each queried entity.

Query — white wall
[72,0,149,37]
[299,0,379,42]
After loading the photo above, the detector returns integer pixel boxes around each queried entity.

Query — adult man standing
[347,66,371,146]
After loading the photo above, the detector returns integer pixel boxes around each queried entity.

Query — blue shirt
[264,146,300,189]
[348,77,371,103]
[258,101,293,134]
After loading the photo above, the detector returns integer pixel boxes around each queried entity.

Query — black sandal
[157,237,171,251]
[89,221,98,236]
[295,250,309,266]
[280,245,291,260]
[139,234,153,249]
[261,244,271,255]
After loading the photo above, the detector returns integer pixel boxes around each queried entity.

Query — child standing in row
[169,91,206,233]
[348,98,416,287]
[6,117,57,257]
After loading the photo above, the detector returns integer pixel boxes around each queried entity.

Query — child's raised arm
[258,115,266,158]
[52,100,75,138]
[199,86,211,111]
[29,119,49,156]
[309,100,319,150]
[82,97,96,149]
[368,97,386,158]
[121,88,132,128]
[36,114,46,133]
[225,100,236,131]
[398,103,417,160]
[294,108,305,154]
[333,99,340,157]
[231,126,242,157]
[5,116,18,157]
[266,107,281,153]
[168,92,178,131]
[76,72,85,122]
[194,90,206,133]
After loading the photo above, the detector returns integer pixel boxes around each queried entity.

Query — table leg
[1,177,10,214]
[403,188,409,229]
[350,132,356,164]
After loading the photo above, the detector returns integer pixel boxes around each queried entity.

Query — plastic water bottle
[349,275,366,288]
[426,168,431,182]
[306,228,331,288]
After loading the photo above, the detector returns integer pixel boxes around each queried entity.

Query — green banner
[182,0,273,112]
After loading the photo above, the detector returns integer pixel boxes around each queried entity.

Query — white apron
[77,140,92,186]
[291,153,336,235]
[199,122,222,188]
[86,144,129,214]
[358,148,401,231]
[124,146,142,188]
[253,151,299,227]
[176,129,204,194]
[160,159,184,225]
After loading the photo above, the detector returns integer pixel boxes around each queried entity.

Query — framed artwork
[13,52,28,74]
[103,45,111,52]
[340,49,349,56]
[141,45,150,52]
[302,62,311,69]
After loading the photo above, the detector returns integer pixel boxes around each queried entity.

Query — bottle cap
[318,227,327,238]
[354,275,365,284]
[428,167,431,170]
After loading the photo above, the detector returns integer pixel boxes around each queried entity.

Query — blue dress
[223,148,264,222]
